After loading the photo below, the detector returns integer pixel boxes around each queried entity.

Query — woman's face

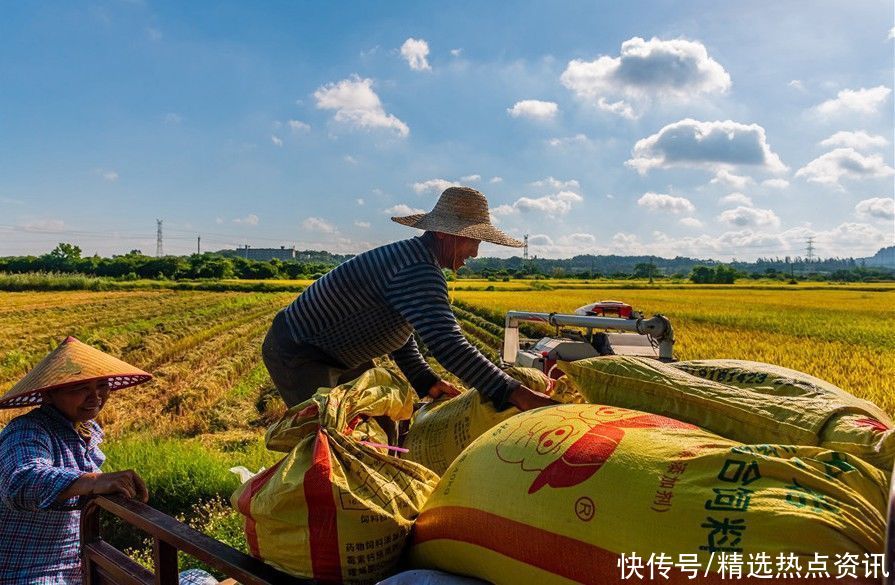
[45,379,110,422]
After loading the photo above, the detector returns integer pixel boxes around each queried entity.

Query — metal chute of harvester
[502,300,674,377]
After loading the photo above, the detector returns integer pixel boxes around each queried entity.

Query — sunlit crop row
[452,287,895,415]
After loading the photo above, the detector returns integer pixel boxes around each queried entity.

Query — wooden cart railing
[80,495,314,585]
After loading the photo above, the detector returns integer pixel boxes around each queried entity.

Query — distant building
[233,246,296,261]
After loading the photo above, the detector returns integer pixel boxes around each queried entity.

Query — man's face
[447,235,480,270]
[46,379,110,422]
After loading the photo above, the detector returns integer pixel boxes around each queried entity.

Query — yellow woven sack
[549,375,586,404]
[409,404,887,585]
[402,388,520,475]
[502,366,552,393]
[232,368,440,584]
[560,356,858,447]
[401,368,546,474]
[673,359,895,470]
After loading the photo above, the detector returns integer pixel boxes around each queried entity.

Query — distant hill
[865,246,895,268]
[466,247,895,276]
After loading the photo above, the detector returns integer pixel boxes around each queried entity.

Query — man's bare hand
[508,385,559,411]
[427,379,462,400]
[90,470,149,502]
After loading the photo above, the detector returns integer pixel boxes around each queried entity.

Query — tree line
[0,244,336,280]
[1,243,892,284]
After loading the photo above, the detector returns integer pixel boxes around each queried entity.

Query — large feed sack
[560,356,895,470]
[673,359,895,470]
[232,368,440,584]
[409,404,887,585]
[401,367,549,474]
[402,388,520,475]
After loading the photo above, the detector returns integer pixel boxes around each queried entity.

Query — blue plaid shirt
[0,405,104,584]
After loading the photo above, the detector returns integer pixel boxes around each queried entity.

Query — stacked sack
[232,368,440,584]
[401,366,550,474]
[558,356,895,470]
[409,403,888,584]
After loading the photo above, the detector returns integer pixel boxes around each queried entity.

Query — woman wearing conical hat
[263,186,558,411]
[0,337,151,584]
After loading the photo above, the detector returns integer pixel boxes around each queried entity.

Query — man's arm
[385,263,537,409]
[389,335,439,397]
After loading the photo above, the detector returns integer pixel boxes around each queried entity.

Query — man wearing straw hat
[0,336,151,584]
[263,186,556,411]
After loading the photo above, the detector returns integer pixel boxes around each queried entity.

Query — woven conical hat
[0,336,152,409]
[392,186,523,247]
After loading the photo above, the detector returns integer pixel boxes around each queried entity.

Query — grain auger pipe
[502,310,675,363]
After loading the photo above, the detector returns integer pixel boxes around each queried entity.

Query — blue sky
[1,1,893,260]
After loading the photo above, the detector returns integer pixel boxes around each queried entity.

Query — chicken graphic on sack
[496,405,696,493]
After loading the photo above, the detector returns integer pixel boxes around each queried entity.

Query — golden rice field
[0,290,296,436]
[1,284,893,432]
[451,287,895,414]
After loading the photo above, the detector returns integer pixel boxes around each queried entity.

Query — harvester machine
[502,300,674,377]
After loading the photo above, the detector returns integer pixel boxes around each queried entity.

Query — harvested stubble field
[0,284,893,560]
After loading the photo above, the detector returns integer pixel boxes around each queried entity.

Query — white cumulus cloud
[710,169,753,189]
[288,120,311,133]
[679,217,704,228]
[513,191,584,216]
[531,177,581,191]
[450,48,462,57]
[507,100,559,120]
[718,206,780,228]
[547,134,591,148]
[356,198,365,206]
[761,178,790,189]
[626,119,787,175]
[565,233,596,245]
[720,193,753,207]
[855,197,895,221]
[795,148,895,185]
[490,204,516,216]
[314,75,409,137]
[460,174,481,183]
[528,234,554,246]
[385,204,426,216]
[560,36,730,118]
[271,135,283,147]
[490,176,503,183]
[401,38,431,71]
[233,213,260,226]
[302,217,336,233]
[819,131,887,151]
[637,192,695,214]
[412,178,460,195]
[354,220,371,228]
[814,86,892,117]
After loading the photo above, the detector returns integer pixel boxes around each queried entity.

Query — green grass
[102,434,282,516]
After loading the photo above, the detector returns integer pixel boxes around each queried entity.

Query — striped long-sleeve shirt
[279,234,519,406]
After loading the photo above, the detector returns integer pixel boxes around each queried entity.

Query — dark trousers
[261,313,374,408]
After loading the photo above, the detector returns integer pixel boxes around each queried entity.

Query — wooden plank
[91,496,312,585]
[153,538,179,585]
[83,541,154,585]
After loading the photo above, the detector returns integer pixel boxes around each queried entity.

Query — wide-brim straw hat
[0,336,152,409]
[392,186,523,247]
